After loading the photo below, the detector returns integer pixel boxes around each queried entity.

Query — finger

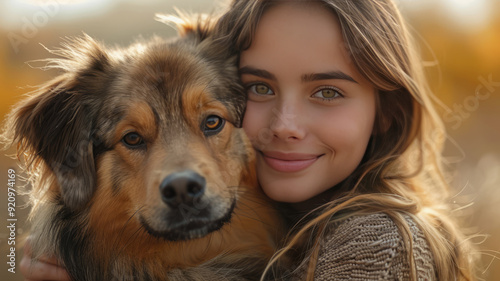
[22,238,70,280]
[25,244,59,267]
[36,254,61,267]
[20,254,71,281]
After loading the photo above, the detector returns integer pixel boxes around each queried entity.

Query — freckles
[242,102,267,140]
[242,116,255,140]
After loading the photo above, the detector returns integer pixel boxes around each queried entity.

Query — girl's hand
[20,239,71,281]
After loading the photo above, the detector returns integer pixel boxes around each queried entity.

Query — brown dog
[2,18,281,281]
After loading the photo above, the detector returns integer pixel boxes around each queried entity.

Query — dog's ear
[3,35,110,210]
[155,12,215,42]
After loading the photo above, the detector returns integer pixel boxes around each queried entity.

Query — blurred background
[0,0,499,280]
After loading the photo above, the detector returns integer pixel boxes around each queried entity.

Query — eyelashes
[311,86,344,101]
[247,83,274,96]
[245,82,345,102]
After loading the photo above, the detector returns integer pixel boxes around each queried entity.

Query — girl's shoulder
[314,212,436,280]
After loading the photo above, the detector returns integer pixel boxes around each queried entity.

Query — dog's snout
[160,170,206,207]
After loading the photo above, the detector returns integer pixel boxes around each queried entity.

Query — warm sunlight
[440,0,492,30]
[0,1,498,281]
[0,0,115,28]
[400,0,493,30]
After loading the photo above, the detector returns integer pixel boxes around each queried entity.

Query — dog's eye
[122,132,145,148]
[203,115,225,136]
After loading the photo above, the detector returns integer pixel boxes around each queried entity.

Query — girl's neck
[290,185,342,212]
[277,186,343,226]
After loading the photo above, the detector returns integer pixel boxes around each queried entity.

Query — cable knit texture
[310,213,436,280]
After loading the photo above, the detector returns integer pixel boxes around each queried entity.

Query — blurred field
[0,0,499,280]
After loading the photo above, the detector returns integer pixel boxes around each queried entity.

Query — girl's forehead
[257,1,341,39]
[240,1,370,88]
[242,2,344,60]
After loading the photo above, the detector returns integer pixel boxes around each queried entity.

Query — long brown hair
[214,0,476,280]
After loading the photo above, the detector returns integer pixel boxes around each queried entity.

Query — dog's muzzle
[139,169,235,241]
[160,170,206,208]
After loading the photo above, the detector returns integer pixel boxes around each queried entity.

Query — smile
[260,151,323,173]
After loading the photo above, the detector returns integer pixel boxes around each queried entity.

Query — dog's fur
[2,19,281,281]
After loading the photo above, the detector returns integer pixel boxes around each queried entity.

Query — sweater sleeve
[313,213,436,281]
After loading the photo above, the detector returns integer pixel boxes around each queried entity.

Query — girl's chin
[259,178,317,203]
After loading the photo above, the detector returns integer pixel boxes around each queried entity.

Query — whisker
[111,206,146,260]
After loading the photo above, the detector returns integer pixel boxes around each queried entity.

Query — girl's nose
[269,104,306,142]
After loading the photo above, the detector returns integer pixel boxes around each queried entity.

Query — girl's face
[239,2,377,203]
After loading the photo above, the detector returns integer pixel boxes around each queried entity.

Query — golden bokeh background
[0,0,499,280]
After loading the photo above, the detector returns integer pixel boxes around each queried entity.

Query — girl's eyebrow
[239,66,277,80]
[238,66,358,84]
[302,71,358,84]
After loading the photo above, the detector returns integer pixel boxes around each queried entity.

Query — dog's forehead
[132,43,241,111]
[96,38,246,140]
[127,43,213,101]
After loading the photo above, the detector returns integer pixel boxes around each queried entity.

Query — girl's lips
[260,151,322,173]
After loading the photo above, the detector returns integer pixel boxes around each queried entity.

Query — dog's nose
[160,170,206,207]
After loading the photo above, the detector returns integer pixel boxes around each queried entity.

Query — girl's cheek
[243,101,270,149]
[242,102,259,142]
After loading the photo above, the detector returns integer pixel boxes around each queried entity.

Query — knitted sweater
[310,213,436,280]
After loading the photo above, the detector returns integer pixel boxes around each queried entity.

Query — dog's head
[4,18,254,240]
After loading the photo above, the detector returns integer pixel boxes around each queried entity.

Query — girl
[215,1,476,280]
[21,0,476,280]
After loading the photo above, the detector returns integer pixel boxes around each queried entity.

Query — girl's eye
[249,83,274,95]
[122,132,145,148]
[203,115,225,136]
[312,87,343,100]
